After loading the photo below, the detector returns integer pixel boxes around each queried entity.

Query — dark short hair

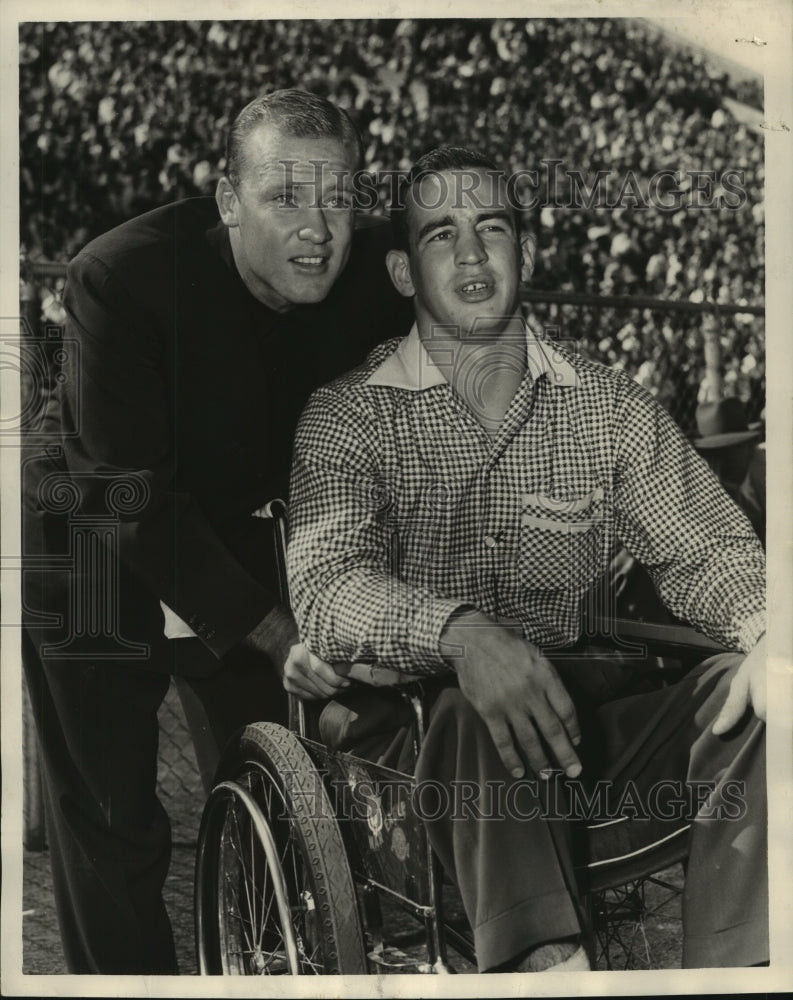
[225,89,364,185]
[390,147,512,253]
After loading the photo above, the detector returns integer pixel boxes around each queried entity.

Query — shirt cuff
[737,606,766,654]
[160,601,197,639]
[408,598,473,672]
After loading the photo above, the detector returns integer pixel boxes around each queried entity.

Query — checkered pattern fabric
[288,328,766,675]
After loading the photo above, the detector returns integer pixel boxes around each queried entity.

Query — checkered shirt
[287,324,766,675]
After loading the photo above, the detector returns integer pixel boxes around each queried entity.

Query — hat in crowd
[693,397,760,451]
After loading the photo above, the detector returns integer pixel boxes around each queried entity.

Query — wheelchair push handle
[253,498,291,606]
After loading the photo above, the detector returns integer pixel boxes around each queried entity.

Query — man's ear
[519,233,537,284]
[216,176,240,228]
[385,249,416,298]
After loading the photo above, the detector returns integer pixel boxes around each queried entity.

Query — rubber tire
[195,721,367,974]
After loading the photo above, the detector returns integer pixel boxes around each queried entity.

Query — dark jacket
[22,197,413,673]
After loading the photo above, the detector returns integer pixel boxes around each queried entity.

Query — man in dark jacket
[21,89,412,974]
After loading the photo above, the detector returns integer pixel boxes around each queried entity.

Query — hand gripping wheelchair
[193,501,728,975]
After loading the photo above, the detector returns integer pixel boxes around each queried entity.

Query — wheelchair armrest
[587,615,730,657]
[340,662,428,687]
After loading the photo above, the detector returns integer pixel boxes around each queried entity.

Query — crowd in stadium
[19,17,765,430]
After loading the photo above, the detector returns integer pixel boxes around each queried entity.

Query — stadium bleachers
[19,18,765,429]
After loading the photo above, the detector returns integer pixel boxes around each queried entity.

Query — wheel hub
[249,950,267,975]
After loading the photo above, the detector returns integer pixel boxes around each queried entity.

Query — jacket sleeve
[59,250,276,657]
[287,387,465,673]
[611,377,765,653]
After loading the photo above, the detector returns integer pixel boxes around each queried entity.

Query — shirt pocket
[516,486,606,591]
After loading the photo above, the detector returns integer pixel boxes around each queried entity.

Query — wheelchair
[193,502,728,975]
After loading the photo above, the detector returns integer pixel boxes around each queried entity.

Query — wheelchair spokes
[195,723,368,975]
[590,867,684,970]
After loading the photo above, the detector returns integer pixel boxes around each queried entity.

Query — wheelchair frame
[193,500,728,975]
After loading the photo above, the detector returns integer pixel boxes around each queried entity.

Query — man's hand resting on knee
[440,610,582,780]
[712,633,767,735]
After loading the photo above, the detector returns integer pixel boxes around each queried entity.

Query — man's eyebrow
[250,169,293,188]
[416,210,515,243]
[475,210,515,228]
[252,165,352,185]
[416,215,455,243]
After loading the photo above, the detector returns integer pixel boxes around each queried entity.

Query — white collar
[364,322,579,391]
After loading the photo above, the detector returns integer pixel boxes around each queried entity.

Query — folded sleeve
[287,387,464,674]
[611,377,765,653]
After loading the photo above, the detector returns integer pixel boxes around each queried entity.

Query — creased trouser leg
[22,630,177,974]
[320,652,768,971]
[574,653,768,969]
[415,688,581,971]
[682,659,768,967]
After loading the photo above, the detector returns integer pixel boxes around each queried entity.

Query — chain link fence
[20,258,766,439]
[523,288,765,436]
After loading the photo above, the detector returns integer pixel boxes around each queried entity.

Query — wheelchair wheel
[195,721,367,975]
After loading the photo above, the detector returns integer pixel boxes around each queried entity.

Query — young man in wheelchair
[285,147,767,972]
